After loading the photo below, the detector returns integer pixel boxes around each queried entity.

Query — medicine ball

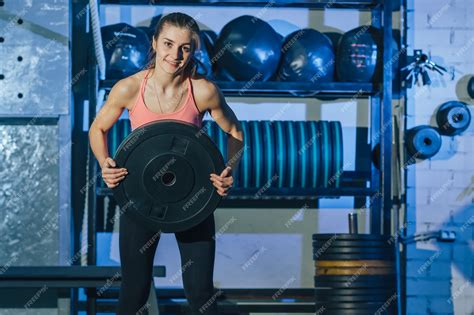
[195,30,217,78]
[336,26,398,83]
[277,28,335,82]
[101,23,150,79]
[214,15,281,81]
[137,26,154,42]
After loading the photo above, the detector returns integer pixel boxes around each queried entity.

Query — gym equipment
[112,120,225,233]
[436,101,471,136]
[250,121,263,188]
[402,50,447,88]
[330,121,343,187]
[405,125,442,160]
[102,120,344,191]
[214,15,281,81]
[277,28,335,82]
[468,76,474,99]
[101,23,150,79]
[273,121,286,188]
[137,26,154,42]
[195,31,216,78]
[319,121,331,188]
[308,121,321,188]
[313,233,396,315]
[240,121,252,188]
[337,26,398,83]
[285,121,297,188]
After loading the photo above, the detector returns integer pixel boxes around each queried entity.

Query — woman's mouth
[166,60,180,68]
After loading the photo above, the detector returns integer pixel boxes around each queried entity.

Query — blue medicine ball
[214,15,281,81]
[195,30,217,78]
[277,28,335,82]
[337,26,398,83]
[101,23,150,79]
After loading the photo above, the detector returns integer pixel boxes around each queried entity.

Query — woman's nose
[172,48,182,60]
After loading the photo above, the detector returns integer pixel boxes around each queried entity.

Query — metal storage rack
[73,0,397,313]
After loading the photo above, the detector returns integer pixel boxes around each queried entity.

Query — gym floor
[0,1,472,315]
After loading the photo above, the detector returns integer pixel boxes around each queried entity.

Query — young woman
[89,12,243,315]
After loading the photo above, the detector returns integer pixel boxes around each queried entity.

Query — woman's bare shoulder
[109,70,147,110]
[191,75,220,111]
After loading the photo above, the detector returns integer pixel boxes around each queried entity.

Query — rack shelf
[99,0,379,9]
[100,80,376,98]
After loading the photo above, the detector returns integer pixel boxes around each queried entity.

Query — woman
[89,12,243,315]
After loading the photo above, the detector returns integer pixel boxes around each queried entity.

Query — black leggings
[117,211,219,315]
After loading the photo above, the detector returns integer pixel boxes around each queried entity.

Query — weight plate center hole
[161,171,176,187]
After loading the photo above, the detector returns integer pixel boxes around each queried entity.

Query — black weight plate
[313,246,393,254]
[469,76,474,98]
[314,301,395,309]
[314,304,396,315]
[312,234,391,241]
[436,101,471,136]
[312,240,392,248]
[250,121,263,188]
[295,121,309,188]
[315,283,396,289]
[262,121,275,186]
[240,121,251,188]
[314,275,395,282]
[112,120,225,233]
[274,120,286,188]
[330,121,343,188]
[313,253,394,260]
[319,121,331,187]
[314,287,395,295]
[285,121,297,188]
[316,309,394,315]
[308,121,320,188]
[405,125,442,159]
[314,294,392,303]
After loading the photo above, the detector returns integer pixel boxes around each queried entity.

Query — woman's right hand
[101,157,128,189]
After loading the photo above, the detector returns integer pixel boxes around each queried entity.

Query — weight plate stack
[250,120,263,188]
[240,121,251,188]
[285,121,297,188]
[273,120,286,188]
[312,233,397,315]
[308,121,320,188]
[330,121,343,188]
[319,121,331,188]
[295,121,309,188]
[262,121,275,187]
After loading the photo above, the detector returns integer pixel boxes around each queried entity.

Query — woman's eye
[183,47,190,52]
[165,42,172,48]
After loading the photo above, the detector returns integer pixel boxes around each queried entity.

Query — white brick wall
[407,0,474,314]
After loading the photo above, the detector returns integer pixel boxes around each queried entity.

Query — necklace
[150,75,185,114]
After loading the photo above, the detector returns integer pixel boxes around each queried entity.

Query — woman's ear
[152,37,157,51]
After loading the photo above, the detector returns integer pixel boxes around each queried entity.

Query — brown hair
[145,12,203,78]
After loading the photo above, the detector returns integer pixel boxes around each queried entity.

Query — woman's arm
[202,80,244,196]
[88,78,136,188]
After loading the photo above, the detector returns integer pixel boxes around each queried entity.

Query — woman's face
[153,23,194,74]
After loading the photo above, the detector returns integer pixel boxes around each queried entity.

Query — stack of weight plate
[312,234,397,315]
[205,120,343,189]
[100,119,344,191]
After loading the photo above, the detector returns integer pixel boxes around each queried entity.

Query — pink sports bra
[128,69,203,131]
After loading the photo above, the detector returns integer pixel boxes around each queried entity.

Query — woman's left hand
[210,166,233,197]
